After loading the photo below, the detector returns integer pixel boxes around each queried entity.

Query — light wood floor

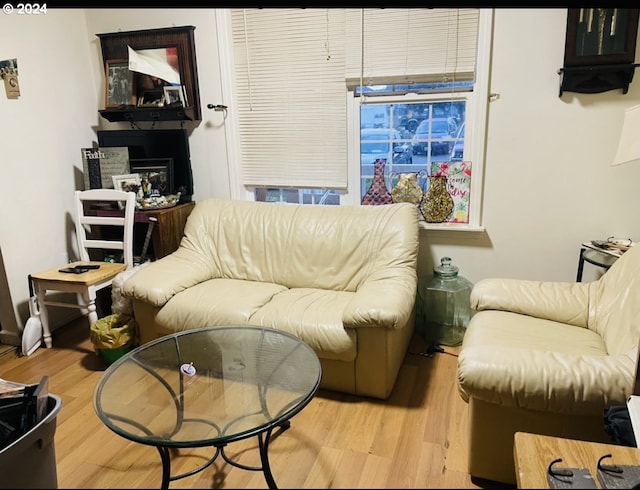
[0,318,513,489]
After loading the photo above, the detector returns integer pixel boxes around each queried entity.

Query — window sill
[418,221,485,233]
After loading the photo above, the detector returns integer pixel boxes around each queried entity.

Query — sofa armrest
[457,346,636,414]
[471,278,590,327]
[343,274,417,329]
[122,248,214,307]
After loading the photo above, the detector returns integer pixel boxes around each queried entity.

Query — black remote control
[59,267,89,274]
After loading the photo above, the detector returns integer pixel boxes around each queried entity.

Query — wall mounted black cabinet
[97,26,201,122]
[559,8,640,96]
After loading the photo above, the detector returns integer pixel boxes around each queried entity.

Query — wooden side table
[94,201,196,260]
[137,201,195,259]
[513,432,640,488]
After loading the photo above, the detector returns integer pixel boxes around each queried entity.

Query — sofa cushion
[155,279,357,362]
[155,278,287,330]
[250,288,357,361]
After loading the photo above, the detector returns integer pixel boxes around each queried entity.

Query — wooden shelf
[558,63,639,96]
[97,26,201,122]
[99,106,197,123]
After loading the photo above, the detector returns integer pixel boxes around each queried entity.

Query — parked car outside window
[361,128,413,165]
[412,117,458,156]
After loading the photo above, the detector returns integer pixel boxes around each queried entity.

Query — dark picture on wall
[105,59,135,108]
[136,89,165,108]
[130,158,174,197]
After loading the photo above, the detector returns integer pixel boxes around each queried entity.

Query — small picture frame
[111,173,141,194]
[130,158,174,197]
[105,60,135,108]
[163,85,186,107]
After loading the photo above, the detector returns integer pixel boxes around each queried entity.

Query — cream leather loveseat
[122,198,419,399]
[457,243,640,484]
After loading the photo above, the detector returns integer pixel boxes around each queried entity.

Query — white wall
[0,9,98,345]
[1,8,639,346]
[420,8,640,284]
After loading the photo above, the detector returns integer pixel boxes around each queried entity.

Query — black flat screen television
[97,129,193,203]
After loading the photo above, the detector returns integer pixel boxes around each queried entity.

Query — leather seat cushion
[458,310,613,412]
[155,278,287,331]
[155,278,357,362]
[250,287,357,361]
[463,310,608,355]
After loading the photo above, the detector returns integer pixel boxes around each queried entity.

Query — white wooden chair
[30,189,136,349]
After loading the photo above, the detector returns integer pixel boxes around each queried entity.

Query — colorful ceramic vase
[362,158,393,205]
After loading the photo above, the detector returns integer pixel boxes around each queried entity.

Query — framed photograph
[105,59,135,108]
[163,85,186,107]
[130,158,174,196]
[137,89,164,108]
[111,173,141,194]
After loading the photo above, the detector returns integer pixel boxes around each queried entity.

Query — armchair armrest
[471,278,590,327]
[343,272,417,329]
[122,247,215,307]
[457,346,636,414]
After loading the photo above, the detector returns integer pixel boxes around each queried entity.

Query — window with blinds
[222,8,490,227]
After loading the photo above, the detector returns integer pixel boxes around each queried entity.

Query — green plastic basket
[99,344,133,365]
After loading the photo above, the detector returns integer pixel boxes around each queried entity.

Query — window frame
[346,91,472,205]
[345,90,483,230]
[216,8,493,231]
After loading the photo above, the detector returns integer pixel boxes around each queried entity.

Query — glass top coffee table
[93,325,322,489]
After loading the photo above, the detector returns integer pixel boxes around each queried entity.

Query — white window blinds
[229,8,480,191]
[231,9,348,189]
[345,8,480,88]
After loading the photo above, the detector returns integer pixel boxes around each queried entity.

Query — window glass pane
[359,97,467,201]
[254,188,340,205]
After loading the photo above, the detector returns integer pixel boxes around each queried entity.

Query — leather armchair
[457,244,640,484]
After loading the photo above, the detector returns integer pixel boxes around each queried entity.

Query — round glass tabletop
[93,325,322,447]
